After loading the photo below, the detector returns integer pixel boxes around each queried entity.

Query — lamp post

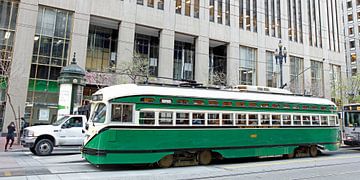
[274,40,287,89]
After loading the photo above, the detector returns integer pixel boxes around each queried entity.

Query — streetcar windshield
[344,112,360,127]
[90,103,106,123]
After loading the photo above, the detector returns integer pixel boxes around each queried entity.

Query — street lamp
[274,40,287,89]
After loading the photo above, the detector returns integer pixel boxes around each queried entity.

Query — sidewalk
[0,136,24,152]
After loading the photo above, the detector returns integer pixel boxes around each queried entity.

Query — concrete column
[69,13,90,68]
[257,48,266,86]
[227,42,240,86]
[195,36,209,85]
[117,21,136,65]
[158,29,175,79]
[3,0,38,133]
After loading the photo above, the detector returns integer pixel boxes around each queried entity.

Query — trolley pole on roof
[274,40,287,89]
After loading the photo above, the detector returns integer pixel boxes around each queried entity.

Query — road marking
[220,155,360,169]
[3,171,12,176]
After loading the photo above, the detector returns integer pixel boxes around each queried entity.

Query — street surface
[1,140,360,180]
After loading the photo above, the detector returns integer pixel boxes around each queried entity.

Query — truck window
[63,117,83,128]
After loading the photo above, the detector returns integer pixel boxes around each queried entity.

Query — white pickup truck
[21,115,87,156]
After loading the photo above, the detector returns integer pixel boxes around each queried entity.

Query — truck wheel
[35,139,54,156]
[29,147,37,155]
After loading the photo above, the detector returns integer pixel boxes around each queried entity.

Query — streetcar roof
[93,84,336,106]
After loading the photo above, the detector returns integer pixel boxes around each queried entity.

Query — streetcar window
[139,111,155,125]
[302,106,309,110]
[91,103,106,123]
[293,115,301,125]
[159,112,173,125]
[223,102,232,106]
[192,113,205,125]
[261,104,269,108]
[311,116,320,126]
[282,115,291,125]
[272,114,281,125]
[193,100,204,105]
[177,99,189,104]
[292,105,300,110]
[140,98,155,103]
[311,106,318,110]
[260,114,270,126]
[303,116,311,125]
[272,104,280,108]
[283,104,290,109]
[321,106,327,110]
[208,113,220,125]
[222,113,233,125]
[249,102,257,107]
[176,112,189,125]
[248,114,258,125]
[329,116,336,126]
[111,104,133,123]
[208,100,219,106]
[236,102,245,107]
[235,114,247,125]
[321,116,328,126]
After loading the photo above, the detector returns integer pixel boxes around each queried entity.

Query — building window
[308,0,312,46]
[298,0,303,43]
[348,14,353,22]
[311,60,324,97]
[225,0,230,26]
[173,40,195,80]
[350,40,355,49]
[194,0,200,18]
[158,0,164,10]
[210,0,215,22]
[312,0,317,47]
[318,0,322,48]
[239,46,257,85]
[265,0,269,35]
[86,25,118,72]
[134,33,160,77]
[28,6,73,106]
[289,56,304,94]
[293,0,297,42]
[185,0,191,16]
[266,51,278,88]
[218,0,223,24]
[271,0,275,36]
[287,0,292,40]
[276,0,280,37]
[137,0,144,5]
[349,27,354,36]
[147,0,154,7]
[246,0,250,30]
[209,44,227,85]
[347,1,352,9]
[253,0,257,32]
[357,0,360,6]
[176,0,182,14]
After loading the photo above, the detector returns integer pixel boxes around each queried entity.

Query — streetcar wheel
[283,152,295,159]
[309,145,318,157]
[199,151,212,165]
[158,155,173,168]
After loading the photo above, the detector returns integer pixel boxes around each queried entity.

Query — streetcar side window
[320,116,328,126]
[329,116,336,126]
[311,116,320,126]
[293,115,301,125]
[208,113,220,125]
[192,113,205,125]
[222,113,233,125]
[282,115,291,126]
[260,114,270,126]
[235,114,247,125]
[248,114,258,125]
[111,104,133,123]
[176,112,189,125]
[272,114,281,125]
[303,116,311,125]
[139,111,155,125]
[159,112,173,125]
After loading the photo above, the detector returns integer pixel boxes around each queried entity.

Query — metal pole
[280,60,283,87]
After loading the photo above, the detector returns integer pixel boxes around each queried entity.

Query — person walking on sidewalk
[4,122,16,152]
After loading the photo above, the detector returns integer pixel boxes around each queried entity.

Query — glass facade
[209,45,227,85]
[173,41,195,80]
[0,0,18,128]
[28,7,73,105]
[86,25,118,72]
[311,60,324,97]
[289,56,304,94]
[134,33,159,77]
[239,46,257,85]
[266,51,278,88]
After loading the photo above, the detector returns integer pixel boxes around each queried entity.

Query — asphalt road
[1,147,360,179]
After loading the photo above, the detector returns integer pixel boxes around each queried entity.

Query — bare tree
[209,71,227,87]
[116,53,150,83]
[334,74,360,105]
[0,59,21,144]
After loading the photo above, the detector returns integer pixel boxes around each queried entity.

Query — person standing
[4,122,16,152]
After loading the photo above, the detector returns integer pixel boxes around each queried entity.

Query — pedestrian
[4,122,16,152]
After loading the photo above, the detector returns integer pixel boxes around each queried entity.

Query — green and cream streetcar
[81,83,340,167]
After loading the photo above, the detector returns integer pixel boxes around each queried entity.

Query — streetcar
[342,104,360,146]
[81,83,340,167]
